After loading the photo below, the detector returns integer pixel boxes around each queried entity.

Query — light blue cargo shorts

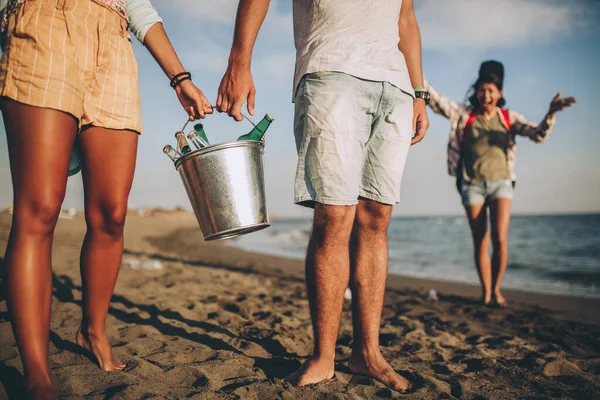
[293,71,414,208]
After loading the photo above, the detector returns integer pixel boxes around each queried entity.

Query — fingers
[203,100,214,115]
[215,83,247,121]
[193,92,214,119]
[228,97,245,122]
[215,68,255,121]
[411,105,429,145]
[551,95,578,113]
[411,124,427,145]
[187,105,197,121]
[217,86,230,114]
[552,92,561,103]
[183,72,257,121]
[248,88,256,116]
[411,132,424,145]
[193,99,206,119]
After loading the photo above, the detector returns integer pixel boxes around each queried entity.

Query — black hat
[479,60,504,84]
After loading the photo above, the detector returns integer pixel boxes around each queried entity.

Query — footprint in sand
[543,359,582,377]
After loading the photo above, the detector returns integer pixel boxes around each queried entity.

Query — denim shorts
[461,179,514,206]
[293,71,413,208]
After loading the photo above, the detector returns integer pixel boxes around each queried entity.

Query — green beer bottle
[175,131,192,155]
[193,123,210,147]
[237,113,274,141]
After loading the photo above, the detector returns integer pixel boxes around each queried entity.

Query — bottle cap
[194,123,204,130]
[174,130,184,138]
[265,113,274,121]
[163,144,174,153]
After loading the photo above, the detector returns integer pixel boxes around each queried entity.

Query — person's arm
[424,79,468,123]
[126,0,162,44]
[398,0,428,145]
[509,92,577,142]
[126,0,212,120]
[216,0,271,121]
[142,24,213,120]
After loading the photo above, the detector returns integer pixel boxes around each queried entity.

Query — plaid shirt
[424,80,556,181]
[1,0,128,33]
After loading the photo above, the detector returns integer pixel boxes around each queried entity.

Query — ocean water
[229,214,600,299]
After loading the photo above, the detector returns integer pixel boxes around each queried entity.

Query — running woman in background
[425,60,576,308]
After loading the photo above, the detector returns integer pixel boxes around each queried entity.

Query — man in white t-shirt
[217,0,429,392]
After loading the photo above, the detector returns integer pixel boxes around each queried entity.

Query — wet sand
[0,213,599,399]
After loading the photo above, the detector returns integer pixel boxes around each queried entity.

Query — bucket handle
[180,106,267,144]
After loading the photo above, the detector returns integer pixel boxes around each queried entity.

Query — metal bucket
[175,140,269,241]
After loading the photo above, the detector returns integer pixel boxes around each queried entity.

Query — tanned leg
[2,100,77,400]
[75,127,138,371]
[489,198,512,307]
[464,203,492,304]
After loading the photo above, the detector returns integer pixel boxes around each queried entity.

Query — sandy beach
[0,213,599,399]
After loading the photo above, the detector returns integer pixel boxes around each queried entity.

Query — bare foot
[349,351,412,393]
[493,291,508,308]
[25,380,58,400]
[285,357,335,386]
[76,324,125,371]
[482,293,492,305]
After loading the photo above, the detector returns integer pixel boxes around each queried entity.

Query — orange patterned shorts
[0,0,142,133]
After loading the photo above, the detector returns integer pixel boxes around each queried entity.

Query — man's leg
[347,198,411,392]
[285,204,355,386]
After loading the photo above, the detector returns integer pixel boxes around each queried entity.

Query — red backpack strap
[460,112,477,147]
[500,108,511,129]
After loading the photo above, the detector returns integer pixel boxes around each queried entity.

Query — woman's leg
[75,127,138,371]
[489,198,512,307]
[2,100,77,399]
[464,204,492,304]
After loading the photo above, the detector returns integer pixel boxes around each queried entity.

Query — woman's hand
[175,80,214,121]
[548,92,577,115]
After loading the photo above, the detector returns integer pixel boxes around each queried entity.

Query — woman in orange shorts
[0,0,212,398]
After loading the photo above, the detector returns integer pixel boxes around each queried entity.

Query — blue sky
[1,0,599,217]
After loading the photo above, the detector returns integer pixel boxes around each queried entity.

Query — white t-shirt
[292,0,414,100]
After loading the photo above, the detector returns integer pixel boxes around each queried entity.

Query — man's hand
[548,92,577,115]
[216,64,256,122]
[411,98,429,145]
[175,80,214,121]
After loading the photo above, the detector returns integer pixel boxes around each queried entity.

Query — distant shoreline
[141,219,600,326]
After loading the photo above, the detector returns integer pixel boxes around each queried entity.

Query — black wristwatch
[414,90,430,105]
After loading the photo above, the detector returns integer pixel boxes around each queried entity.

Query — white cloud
[417,0,593,52]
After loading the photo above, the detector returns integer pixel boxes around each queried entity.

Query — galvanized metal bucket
[174,139,269,241]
